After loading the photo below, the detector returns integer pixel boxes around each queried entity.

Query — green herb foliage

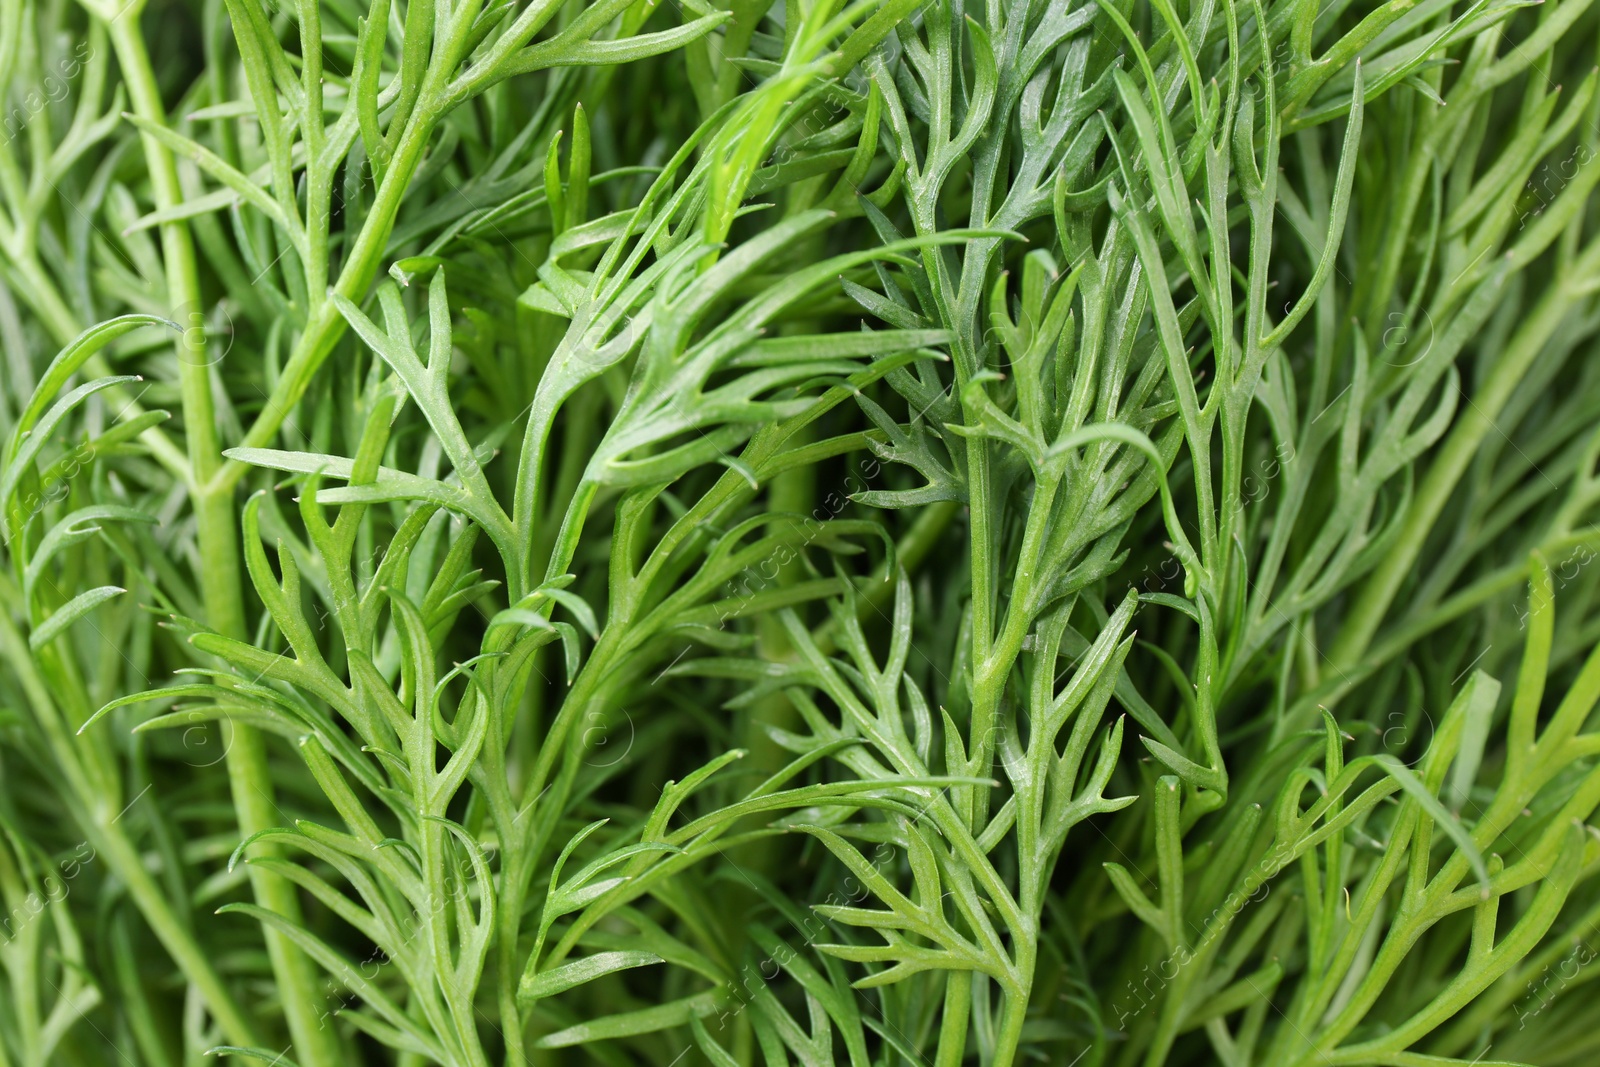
[3,0,1600,1064]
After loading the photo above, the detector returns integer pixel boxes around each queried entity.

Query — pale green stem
[107,11,343,1064]
[935,972,972,1067]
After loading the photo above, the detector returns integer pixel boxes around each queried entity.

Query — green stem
[217,100,442,495]
[934,971,972,1067]
[107,12,343,1064]
[965,436,998,828]
[992,973,1034,1067]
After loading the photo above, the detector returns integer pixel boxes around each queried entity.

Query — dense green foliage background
[5,0,1600,1063]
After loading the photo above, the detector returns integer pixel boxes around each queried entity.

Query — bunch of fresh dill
[4,0,1600,1064]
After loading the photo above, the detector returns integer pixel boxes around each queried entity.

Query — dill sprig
[4,0,1600,1065]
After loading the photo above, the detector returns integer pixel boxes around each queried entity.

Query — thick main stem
[108,12,343,1064]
